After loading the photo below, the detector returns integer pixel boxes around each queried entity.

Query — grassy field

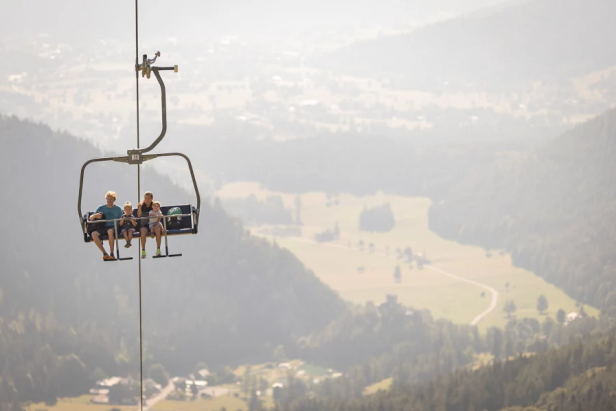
[363,378,393,395]
[24,395,134,411]
[151,395,246,411]
[24,390,246,411]
[217,182,598,331]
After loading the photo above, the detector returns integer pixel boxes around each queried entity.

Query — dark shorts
[93,225,117,238]
[120,224,137,233]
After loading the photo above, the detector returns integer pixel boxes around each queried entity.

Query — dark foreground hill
[0,114,346,406]
[281,331,616,411]
[429,108,616,316]
[325,0,616,87]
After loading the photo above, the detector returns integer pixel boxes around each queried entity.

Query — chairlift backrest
[82,204,198,243]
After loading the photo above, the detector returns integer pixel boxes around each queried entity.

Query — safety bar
[85,213,194,225]
[78,153,200,231]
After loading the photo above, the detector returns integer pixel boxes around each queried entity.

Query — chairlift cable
[77,6,201,406]
[134,1,144,409]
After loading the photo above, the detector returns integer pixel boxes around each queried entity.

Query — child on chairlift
[149,201,164,257]
[119,201,137,248]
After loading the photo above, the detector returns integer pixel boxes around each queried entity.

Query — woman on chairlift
[137,191,163,259]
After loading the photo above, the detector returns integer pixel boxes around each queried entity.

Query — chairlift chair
[78,52,200,260]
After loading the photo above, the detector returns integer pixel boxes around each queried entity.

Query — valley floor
[217,182,598,331]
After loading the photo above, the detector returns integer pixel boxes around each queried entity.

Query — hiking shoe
[141,250,146,259]
[156,248,162,257]
[124,242,130,248]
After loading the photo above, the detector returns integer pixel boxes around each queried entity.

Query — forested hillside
[0,114,346,407]
[278,297,602,403]
[325,0,616,86]
[193,130,501,197]
[281,331,616,411]
[191,108,616,324]
[274,297,602,408]
[429,109,616,316]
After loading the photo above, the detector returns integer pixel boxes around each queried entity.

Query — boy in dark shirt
[119,201,138,248]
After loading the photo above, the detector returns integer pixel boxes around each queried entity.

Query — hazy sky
[1,0,512,40]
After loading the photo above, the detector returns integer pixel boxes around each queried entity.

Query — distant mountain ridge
[325,0,616,85]
[429,108,616,316]
[0,0,509,40]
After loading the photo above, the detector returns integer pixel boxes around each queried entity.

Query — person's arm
[90,210,103,221]
[137,202,142,217]
[119,217,125,226]
[157,211,162,223]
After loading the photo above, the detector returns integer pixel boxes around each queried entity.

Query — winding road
[144,380,175,411]
[424,265,499,325]
[289,237,500,326]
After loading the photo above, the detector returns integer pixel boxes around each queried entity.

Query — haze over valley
[1,1,615,410]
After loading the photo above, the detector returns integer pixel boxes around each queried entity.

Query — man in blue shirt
[89,191,123,260]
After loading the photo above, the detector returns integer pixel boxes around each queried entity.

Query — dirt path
[144,380,175,411]
[289,237,499,326]
[424,265,499,325]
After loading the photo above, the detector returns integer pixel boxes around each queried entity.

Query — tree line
[277,330,616,411]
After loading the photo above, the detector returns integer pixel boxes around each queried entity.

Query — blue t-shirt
[96,204,123,228]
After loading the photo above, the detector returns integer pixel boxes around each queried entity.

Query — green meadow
[151,395,247,411]
[217,183,598,331]
[24,395,134,411]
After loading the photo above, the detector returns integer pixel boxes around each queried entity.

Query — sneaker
[141,250,147,259]
[156,248,162,257]
[108,253,116,261]
[125,242,132,248]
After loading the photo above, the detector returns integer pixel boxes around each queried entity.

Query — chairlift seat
[82,204,198,243]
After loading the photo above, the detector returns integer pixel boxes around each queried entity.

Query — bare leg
[92,231,107,255]
[108,229,115,255]
[155,224,163,248]
[141,227,148,250]
[127,230,134,243]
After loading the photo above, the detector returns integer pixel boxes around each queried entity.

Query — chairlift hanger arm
[132,52,179,158]
[140,68,167,154]
[77,156,129,221]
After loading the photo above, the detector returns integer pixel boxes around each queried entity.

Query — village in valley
[44,361,343,411]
